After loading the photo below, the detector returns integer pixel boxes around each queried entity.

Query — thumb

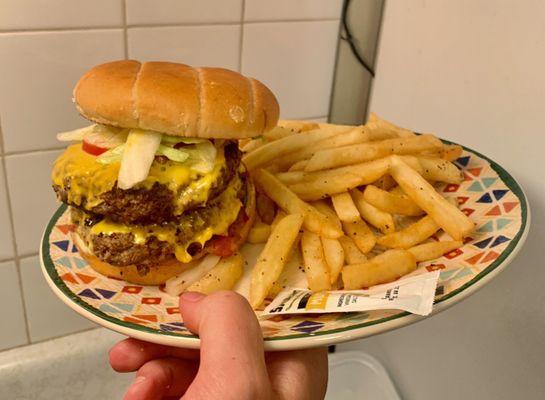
[179,291,271,399]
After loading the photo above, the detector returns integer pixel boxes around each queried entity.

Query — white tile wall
[0,30,125,153]
[128,25,241,70]
[19,256,95,342]
[245,0,342,21]
[126,0,242,25]
[0,1,341,350]
[0,261,27,350]
[0,0,123,30]
[0,161,14,259]
[242,21,340,119]
[5,150,62,256]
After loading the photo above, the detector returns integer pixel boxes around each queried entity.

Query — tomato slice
[82,140,107,156]
[207,236,237,257]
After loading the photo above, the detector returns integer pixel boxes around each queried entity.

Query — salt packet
[260,270,440,318]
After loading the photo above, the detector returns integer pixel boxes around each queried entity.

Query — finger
[266,348,329,400]
[110,338,199,372]
[179,291,271,398]
[123,357,198,400]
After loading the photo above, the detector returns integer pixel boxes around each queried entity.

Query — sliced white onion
[85,125,128,148]
[117,129,162,189]
[56,125,95,142]
[165,254,221,297]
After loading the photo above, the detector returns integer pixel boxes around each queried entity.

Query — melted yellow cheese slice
[51,143,226,214]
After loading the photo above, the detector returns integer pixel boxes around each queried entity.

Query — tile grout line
[4,146,65,157]
[0,118,31,345]
[238,0,246,72]
[0,17,340,34]
[0,326,101,354]
[122,0,129,59]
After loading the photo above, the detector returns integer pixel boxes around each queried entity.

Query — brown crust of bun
[74,177,256,286]
[74,60,279,139]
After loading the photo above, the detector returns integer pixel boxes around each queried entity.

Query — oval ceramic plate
[41,143,529,351]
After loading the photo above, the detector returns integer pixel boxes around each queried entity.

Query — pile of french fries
[167,114,475,311]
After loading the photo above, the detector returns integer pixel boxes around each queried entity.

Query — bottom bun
[73,178,256,286]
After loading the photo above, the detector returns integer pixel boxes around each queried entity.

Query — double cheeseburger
[52,60,279,285]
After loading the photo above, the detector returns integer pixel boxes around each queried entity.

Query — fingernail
[134,376,147,385]
[181,291,205,303]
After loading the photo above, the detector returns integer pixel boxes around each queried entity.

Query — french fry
[408,240,463,262]
[338,236,368,264]
[423,144,463,162]
[331,192,361,223]
[165,254,220,296]
[277,120,320,133]
[363,185,424,216]
[249,213,304,309]
[367,113,416,138]
[288,159,309,171]
[321,237,344,284]
[276,170,306,185]
[247,221,271,244]
[187,253,244,294]
[243,127,348,171]
[270,249,303,297]
[377,215,440,249]
[389,155,474,240]
[342,249,417,289]
[240,137,264,153]
[311,200,342,231]
[350,189,395,234]
[371,174,397,191]
[275,127,368,170]
[301,231,331,291]
[263,126,297,142]
[256,192,276,224]
[305,134,442,172]
[418,157,464,184]
[270,209,288,231]
[342,220,376,254]
[289,157,391,201]
[254,169,343,238]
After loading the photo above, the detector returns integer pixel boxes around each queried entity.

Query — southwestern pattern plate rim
[40,142,530,351]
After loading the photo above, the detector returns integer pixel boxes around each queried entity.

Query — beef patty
[54,141,241,225]
[73,173,248,269]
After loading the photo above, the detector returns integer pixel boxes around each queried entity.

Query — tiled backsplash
[0,0,342,351]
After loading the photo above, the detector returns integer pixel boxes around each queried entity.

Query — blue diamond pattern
[53,240,70,251]
[467,181,484,192]
[160,322,186,332]
[56,256,72,268]
[478,221,494,232]
[482,177,497,188]
[493,189,508,201]
[96,288,116,299]
[78,288,100,300]
[491,235,510,247]
[456,156,470,167]
[474,237,493,249]
[291,320,324,334]
[477,193,493,203]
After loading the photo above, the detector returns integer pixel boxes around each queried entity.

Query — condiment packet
[260,270,440,318]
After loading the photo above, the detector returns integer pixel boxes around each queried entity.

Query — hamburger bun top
[73,60,279,139]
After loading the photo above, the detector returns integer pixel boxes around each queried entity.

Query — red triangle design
[76,273,96,284]
[467,167,483,177]
[465,253,484,265]
[481,251,499,263]
[60,273,77,284]
[133,314,158,322]
[56,224,76,235]
[463,173,473,182]
[503,202,519,213]
[486,205,501,216]
[457,196,469,205]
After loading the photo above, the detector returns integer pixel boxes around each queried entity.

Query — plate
[40,144,529,351]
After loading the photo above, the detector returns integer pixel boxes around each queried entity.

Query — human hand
[109,291,328,399]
